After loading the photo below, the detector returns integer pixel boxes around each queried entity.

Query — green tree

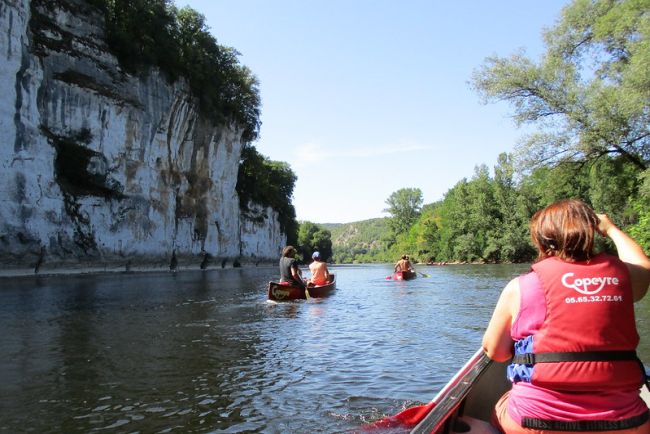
[471,0,650,172]
[100,1,261,142]
[104,0,181,75]
[236,147,298,243]
[384,188,423,235]
[492,154,534,262]
[587,157,639,224]
[297,222,333,262]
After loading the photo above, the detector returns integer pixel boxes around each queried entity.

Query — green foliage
[330,154,645,265]
[628,169,650,253]
[384,188,423,235]
[297,222,333,262]
[98,0,261,142]
[325,219,393,263]
[236,147,298,243]
[471,0,650,171]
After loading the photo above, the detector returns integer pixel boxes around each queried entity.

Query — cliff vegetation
[87,0,298,241]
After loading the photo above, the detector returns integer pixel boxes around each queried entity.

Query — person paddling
[394,255,415,273]
[308,251,330,286]
[279,246,306,288]
[482,199,650,433]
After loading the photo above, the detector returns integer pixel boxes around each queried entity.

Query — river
[1,264,649,433]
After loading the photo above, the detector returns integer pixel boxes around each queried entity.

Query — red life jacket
[517,254,642,392]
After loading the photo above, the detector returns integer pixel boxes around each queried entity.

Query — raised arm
[597,214,650,302]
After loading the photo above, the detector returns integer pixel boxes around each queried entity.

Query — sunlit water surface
[2,264,649,433]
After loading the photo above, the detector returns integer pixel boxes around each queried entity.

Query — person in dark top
[279,246,306,288]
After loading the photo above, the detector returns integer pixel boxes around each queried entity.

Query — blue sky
[174,1,571,223]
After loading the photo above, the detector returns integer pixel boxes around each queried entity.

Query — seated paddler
[279,245,306,288]
[308,251,330,286]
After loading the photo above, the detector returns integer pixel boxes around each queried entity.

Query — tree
[100,1,261,142]
[236,147,298,242]
[628,170,650,253]
[384,188,423,235]
[492,154,531,262]
[297,222,333,262]
[471,0,650,172]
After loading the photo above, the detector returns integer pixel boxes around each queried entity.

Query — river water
[2,264,649,433]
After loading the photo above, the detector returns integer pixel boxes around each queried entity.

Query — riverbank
[0,257,276,278]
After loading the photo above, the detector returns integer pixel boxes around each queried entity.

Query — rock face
[0,0,285,271]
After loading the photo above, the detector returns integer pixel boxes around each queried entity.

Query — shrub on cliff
[92,0,260,143]
[236,147,299,244]
[86,0,299,240]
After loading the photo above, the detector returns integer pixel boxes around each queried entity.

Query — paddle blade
[363,401,436,430]
[385,275,392,280]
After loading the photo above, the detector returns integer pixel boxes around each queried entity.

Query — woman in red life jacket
[482,199,650,433]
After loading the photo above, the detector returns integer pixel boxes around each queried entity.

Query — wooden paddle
[296,267,309,299]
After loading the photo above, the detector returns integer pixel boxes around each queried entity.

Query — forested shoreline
[321,153,648,265]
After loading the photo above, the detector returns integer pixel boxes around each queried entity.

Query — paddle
[363,348,487,432]
[296,267,310,299]
[363,401,436,430]
[418,271,430,278]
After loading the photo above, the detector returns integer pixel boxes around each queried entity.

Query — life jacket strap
[512,350,638,365]
[522,410,648,431]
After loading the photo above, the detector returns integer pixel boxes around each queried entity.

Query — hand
[596,213,616,237]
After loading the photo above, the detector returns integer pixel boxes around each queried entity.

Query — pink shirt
[507,272,647,424]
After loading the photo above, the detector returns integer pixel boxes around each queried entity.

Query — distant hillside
[321,218,391,263]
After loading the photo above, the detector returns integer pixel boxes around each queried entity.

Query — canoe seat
[452,416,500,434]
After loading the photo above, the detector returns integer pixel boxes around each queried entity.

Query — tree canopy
[236,147,298,243]
[329,153,644,264]
[97,0,261,141]
[384,188,423,235]
[297,222,333,263]
[471,0,650,172]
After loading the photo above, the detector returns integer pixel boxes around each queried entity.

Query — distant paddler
[394,254,415,274]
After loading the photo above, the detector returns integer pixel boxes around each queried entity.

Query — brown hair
[530,199,599,262]
[282,246,296,258]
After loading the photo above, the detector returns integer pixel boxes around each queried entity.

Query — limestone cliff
[0,0,285,272]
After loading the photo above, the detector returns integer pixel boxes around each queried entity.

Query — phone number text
[565,295,623,303]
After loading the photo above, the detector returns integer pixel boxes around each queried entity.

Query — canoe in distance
[267,274,336,301]
[393,270,417,281]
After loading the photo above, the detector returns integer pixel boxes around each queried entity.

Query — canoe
[267,274,336,301]
[409,349,508,433]
[393,270,417,281]
[371,348,650,434]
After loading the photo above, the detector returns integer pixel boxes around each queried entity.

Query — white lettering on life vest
[561,272,619,295]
